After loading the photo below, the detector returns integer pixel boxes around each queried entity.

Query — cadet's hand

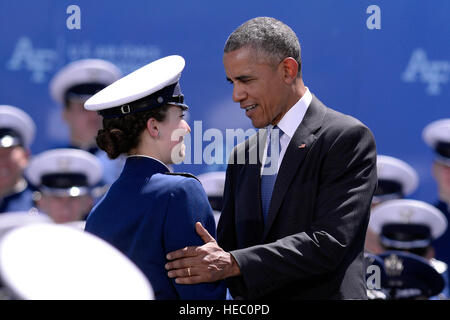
[165,222,240,284]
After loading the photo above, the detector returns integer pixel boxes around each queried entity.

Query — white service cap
[0,211,52,238]
[84,55,187,118]
[0,105,36,148]
[25,148,103,196]
[376,155,419,197]
[369,199,448,249]
[422,119,450,166]
[0,224,154,299]
[50,59,122,105]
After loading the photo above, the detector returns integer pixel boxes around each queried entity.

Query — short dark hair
[224,17,302,75]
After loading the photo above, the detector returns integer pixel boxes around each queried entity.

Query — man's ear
[146,118,160,138]
[280,57,299,84]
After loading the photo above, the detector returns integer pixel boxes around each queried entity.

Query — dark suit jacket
[85,156,225,300]
[217,96,377,299]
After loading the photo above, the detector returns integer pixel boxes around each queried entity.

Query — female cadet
[83,55,225,300]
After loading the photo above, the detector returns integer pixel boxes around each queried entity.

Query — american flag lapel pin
[298,143,306,149]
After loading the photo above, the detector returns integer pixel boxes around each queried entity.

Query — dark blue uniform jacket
[0,181,35,213]
[85,156,225,300]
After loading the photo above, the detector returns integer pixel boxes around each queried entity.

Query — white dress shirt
[261,87,312,175]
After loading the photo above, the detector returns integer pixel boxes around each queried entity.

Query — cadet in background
[0,105,36,213]
[368,199,449,299]
[423,119,450,267]
[25,148,102,225]
[49,59,124,187]
[367,250,446,300]
[365,155,419,254]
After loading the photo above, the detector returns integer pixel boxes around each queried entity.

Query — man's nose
[232,84,246,103]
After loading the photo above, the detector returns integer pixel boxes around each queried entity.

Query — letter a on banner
[366,5,381,30]
[66,5,81,30]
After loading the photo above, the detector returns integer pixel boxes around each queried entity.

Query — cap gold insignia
[384,254,404,277]
[399,209,414,223]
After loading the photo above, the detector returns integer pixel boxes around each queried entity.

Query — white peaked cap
[0,105,36,148]
[25,148,103,188]
[422,118,450,147]
[377,155,419,196]
[50,59,122,104]
[369,199,448,240]
[84,55,185,112]
[0,224,154,299]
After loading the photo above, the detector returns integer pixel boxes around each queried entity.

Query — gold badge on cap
[384,253,404,277]
[399,208,415,224]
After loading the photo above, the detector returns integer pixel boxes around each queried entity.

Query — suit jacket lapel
[263,96,326,240]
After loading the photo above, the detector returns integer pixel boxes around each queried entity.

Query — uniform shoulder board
[164,172,200,182]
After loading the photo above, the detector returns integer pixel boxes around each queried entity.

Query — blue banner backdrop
[0,0,448,204]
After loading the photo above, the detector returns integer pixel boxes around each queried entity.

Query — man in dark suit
[165,17,377,299]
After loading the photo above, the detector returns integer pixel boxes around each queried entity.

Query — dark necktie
[261,126,284,223]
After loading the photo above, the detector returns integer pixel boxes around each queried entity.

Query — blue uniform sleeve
[163,177,226,300]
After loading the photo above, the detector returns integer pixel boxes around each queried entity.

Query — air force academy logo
[6,37,57,83]
[402,48,450,96]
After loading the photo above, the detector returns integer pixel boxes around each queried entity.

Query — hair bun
[96,128,128,159]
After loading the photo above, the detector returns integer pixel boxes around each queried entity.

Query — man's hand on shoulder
[165,222,241,284]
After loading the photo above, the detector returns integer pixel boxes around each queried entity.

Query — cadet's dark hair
[224,17,302,76]
[96,105,169,159]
